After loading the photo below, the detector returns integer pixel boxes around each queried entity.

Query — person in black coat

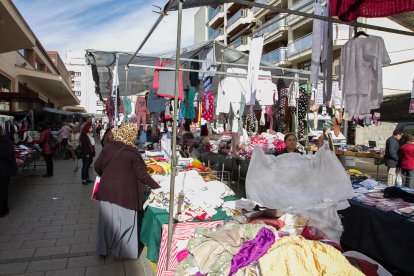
[0,126,17,217]
[384,129,403,185]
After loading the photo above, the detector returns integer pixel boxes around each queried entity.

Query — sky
[13,0,198,60]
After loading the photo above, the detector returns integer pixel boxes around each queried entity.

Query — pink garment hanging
[330,0,414,22]
[202,90,214,122]
[153,60,184,101]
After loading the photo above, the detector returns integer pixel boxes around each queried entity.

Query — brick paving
[0,145,153,276]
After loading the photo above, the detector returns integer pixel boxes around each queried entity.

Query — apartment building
[204,0,351,75]
[65,51,102,114]
[202,1,414,91]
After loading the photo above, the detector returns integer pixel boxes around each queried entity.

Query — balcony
[227,9,255,36]
[208,28,225,42]
[287,33,313,58]
[287,0,314,23]
[208,6,224,29]
[261,47,288,65]
[262,16,288,43]
[231,36,251,52]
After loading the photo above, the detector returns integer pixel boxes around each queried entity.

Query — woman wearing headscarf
[94,123,160,259]
[80,122,94,184]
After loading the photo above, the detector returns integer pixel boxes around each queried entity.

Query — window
[298,60,311,71]
[75,72,81,77]
[75,91,81,97]
[74,81,81,88]
[96,101,102,106]
[18,49,25,56]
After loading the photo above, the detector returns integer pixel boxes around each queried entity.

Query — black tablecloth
[339,200,414,275]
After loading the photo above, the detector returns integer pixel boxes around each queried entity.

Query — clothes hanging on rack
[298,87,309,139]
[136,96,148,129]
[255,70,277,106]
[329,0,414,22]
[124,97,132,115]
[310,1,329,87]
[216,68,248,116]
[275,80,288,133]
[247,36,264,105]
[147,90,167,113]
[201,90,214,122]
[288,80,299,108]
[153,61,184,101]
[189,59,200,87]
[341,35,391,118]
[184,87,196,120]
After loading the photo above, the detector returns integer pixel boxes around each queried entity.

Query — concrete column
[25,49,36,68]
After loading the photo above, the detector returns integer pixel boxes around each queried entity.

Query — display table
[140,196,238,263]
[339,199,414,275]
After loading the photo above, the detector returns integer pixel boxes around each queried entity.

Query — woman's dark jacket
[94,140,160,210]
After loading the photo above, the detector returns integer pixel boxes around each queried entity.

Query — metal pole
[114,54,119,132]
[166,0,182,270]
[124,66,129,123]
[326,20,333,105]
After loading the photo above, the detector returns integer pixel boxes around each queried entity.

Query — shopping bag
[91,176,100,200]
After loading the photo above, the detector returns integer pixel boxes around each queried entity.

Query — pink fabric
[136,112,147,129]
[273,139,286,153]
[265,105,273,130]
[176,249,188,262]
[202,91,214,122]
[330,0,414,22]
[153,60,184,101]
[135,97,147,113]
[157,221,224,276]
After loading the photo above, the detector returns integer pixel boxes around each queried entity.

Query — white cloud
[13,0,198,59]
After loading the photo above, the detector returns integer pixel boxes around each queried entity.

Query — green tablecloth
[140,196,238,263]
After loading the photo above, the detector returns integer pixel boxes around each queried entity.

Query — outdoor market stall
[86,0,414,274]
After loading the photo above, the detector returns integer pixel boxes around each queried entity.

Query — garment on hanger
[153,61,184,101]
[310,2,329,87]
[247,36,264,105]
[288,80,299,108]
[147,90,167,113]
[329,0,414,22]
[410,79,414,114]
[198,48,217,80]
[201,90,214,122]
[341,35,391,118]
[184,87,196,120]
[136,96,148,129]
[124,97,132,115]
[189,59,200,87]
[255,70,277,106]
[275,80,288,133]
[216,68,248,116]
[297,87,309,139]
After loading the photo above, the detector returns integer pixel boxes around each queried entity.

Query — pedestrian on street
[384,129,403,185]
[67,123,80,172]
[58,121,71,159]
[0,126,17,218]
[80,122,94,184]
[399,134,414,188]
[101,125,114,147]
[94,123,160,260]
[32,122,54,177]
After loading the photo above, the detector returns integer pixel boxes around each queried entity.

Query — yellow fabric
[259,236,364,276]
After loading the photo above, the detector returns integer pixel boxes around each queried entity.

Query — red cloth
[330,0,414,22]
[32,129,53,155]
[399,143,414,170]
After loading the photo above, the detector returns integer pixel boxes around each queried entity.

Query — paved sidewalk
[0,148,153,276]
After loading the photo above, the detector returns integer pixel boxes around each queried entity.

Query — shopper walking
[399,134,414,188]
[0,126,17,218]
[101,125,114,147]
[32,122,54,177]
[58,122,71,159]
[94,123,160,259]
[80,123,94,184]
[68,123,81,172]
[385,129,403,185]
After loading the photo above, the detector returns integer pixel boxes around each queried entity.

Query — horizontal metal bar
[128,63,309,81]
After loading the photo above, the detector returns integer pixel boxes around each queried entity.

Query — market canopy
[85,40,308,100]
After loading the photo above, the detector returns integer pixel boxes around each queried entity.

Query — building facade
[65,51,103,114]
[194,7,209,44]
[0,0,78,113]
[199,1,414,92]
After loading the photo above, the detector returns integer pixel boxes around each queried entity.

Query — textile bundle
[330,0,414,22]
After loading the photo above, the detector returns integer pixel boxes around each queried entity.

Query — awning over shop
[61,106,87,113]
[0,0,35,54]
[15,67,79,106]
[0,91,47,102]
